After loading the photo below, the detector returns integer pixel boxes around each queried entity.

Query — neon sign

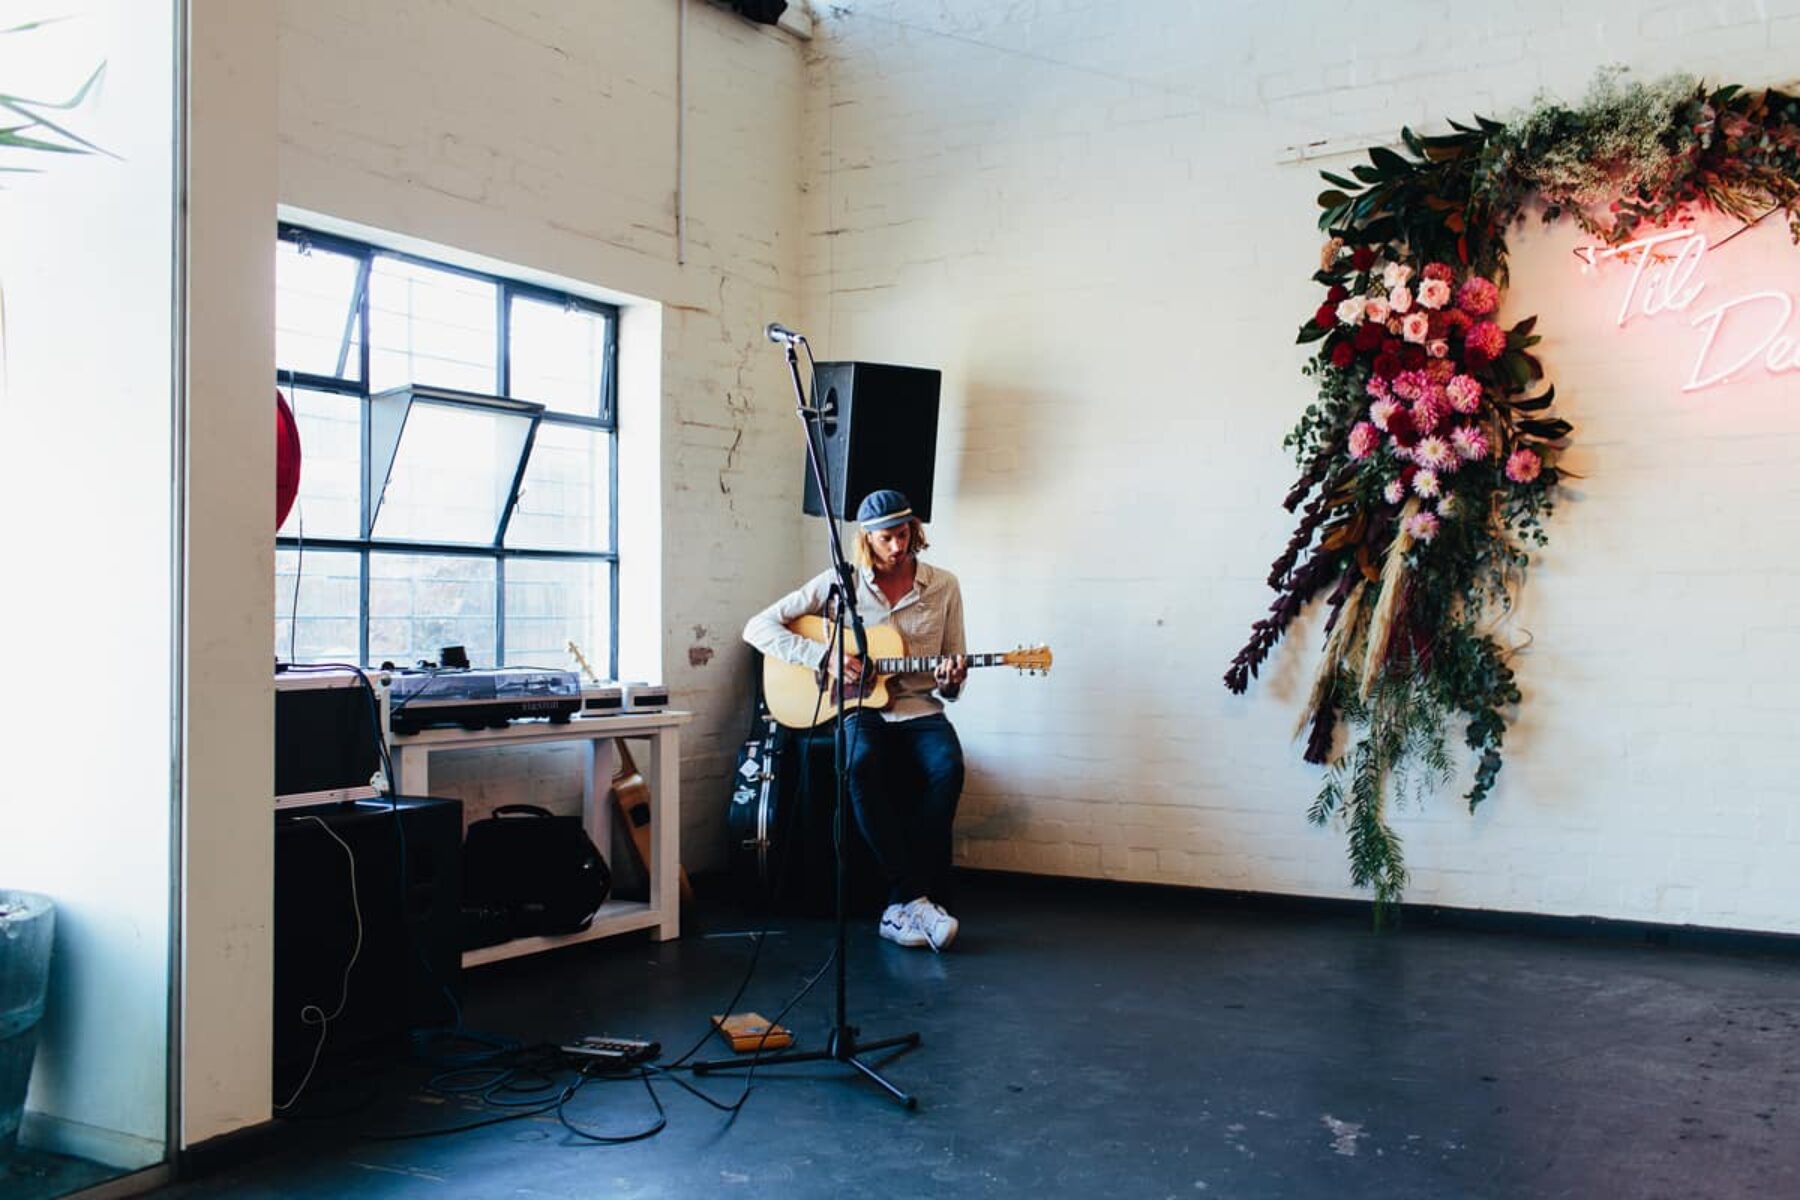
[1576,228,1800,391]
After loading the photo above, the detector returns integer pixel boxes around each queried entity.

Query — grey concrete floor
[157,874,1800,1199]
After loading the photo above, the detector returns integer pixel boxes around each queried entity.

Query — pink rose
[1389,285,1414,315]
[1364,297,1391,324]
[1401,311,1432,344]
[1417,278,1452,310]
[1427,338,1450,359]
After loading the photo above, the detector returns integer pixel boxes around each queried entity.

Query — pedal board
[559,1035,661,1070]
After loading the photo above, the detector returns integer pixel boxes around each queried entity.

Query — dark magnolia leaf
[1297,323,1331,344]
[1520,417,1573,439]
[1351,163,1383,183]
[1360,215,1399,244]
[1712,84,1742,106]
[1447,118,1479,134]
[1318,169,1361,190]
[1318,189,1352,209]
[1401,126,1424,157]
[1511,314,1539,337]
[1476,115,1505,133]
[1312,268,1348,285]
[1368,145,1413,175]
[1498,353,1532,390]
[1507,387,1556,412]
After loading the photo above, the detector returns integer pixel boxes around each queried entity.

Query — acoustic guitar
[763,615,1052,729]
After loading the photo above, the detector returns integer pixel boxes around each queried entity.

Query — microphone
[765,321,805,344]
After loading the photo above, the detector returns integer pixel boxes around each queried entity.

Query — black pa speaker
[273,796,463,1096]
[801,361,941,523]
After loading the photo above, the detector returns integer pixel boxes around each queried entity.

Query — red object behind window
[276,389,303,528]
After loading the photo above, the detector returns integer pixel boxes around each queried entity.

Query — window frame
[276,222,620,674]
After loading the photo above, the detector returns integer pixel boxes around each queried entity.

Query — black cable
[554,1069,667,1144]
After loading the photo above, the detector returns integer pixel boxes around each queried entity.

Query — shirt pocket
[901,605,944,658]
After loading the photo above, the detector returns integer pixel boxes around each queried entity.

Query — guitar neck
[873,651,1009,675]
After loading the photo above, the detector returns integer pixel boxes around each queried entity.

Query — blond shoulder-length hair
[852,517,930,569]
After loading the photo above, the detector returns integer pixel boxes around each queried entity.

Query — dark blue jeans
[843,711,964,906]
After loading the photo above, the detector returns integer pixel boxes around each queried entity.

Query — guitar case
[727,673,886,917]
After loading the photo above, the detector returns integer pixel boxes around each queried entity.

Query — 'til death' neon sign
[1576,228,1800,391]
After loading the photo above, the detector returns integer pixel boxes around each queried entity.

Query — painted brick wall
[799,1,1800,929]
[277,0,810,868]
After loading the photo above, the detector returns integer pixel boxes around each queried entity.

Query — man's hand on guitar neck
[935,654,967,697]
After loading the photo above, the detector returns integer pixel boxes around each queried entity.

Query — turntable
[386,667,583,735]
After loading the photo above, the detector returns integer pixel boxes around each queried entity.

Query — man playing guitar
[743,489,967,951]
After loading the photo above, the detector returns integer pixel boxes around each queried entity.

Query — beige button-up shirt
[743,559,967,722]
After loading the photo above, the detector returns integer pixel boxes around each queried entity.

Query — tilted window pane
[278,387,361,540]
[505,422,612,552]
[369,553,497,668]
[504,558,613,675]
[508,295,607,417]
[368,257,497,394]
[276,548,361,664]
[276,239,363,381]
[372,401,532,545]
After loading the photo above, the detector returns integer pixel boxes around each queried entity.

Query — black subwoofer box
[273,796,462,1095]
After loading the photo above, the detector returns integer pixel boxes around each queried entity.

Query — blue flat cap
[856,489,914,531]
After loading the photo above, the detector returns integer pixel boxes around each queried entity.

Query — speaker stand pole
[690,333,921,1108]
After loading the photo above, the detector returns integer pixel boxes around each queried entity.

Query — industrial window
[275,224,619,676]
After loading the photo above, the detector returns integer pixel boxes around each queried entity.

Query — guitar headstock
[1003,644,1053,676]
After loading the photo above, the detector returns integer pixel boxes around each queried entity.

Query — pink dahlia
[1404,510,1441,542]
[1463,320,1507,365]
[1422,262,1456,283]
[1370,397,1402,430]
[1437,493,1459,519]
[1392,369,1430,402]
[1450,424,1491,461]
[1505,448,1543,484]
[1383,478,1406,505]
[1411,467,1441,498]
[1365,375,1392,401]
[1348,421,1381,460]
[1457,276,1500,316]
[1401,311,1432,344]
[1417,278,1452,310]
[1445,374,1483,413]
[1414,437,1456,473]
[1411,395,1446,434]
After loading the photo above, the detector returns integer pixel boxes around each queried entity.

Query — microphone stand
[690,331,922,1108]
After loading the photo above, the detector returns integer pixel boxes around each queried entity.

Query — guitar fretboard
[874,652,1009,674]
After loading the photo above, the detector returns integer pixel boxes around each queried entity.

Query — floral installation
[1225,72,1800,913]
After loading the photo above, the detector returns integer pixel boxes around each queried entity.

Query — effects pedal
[559,1035,660,1070]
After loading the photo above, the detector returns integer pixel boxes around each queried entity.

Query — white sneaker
[880,902,929,948]
[906,897,959,952]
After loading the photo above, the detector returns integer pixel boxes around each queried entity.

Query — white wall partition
[0,0,178,1168]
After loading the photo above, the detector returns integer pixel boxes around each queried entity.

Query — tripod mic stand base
[691,1025,923,1109]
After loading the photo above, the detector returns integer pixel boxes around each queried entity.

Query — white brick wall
[800,1,1800,930]
[278,0,811,869]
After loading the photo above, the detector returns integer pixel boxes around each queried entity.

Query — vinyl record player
[386,667,583,735]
